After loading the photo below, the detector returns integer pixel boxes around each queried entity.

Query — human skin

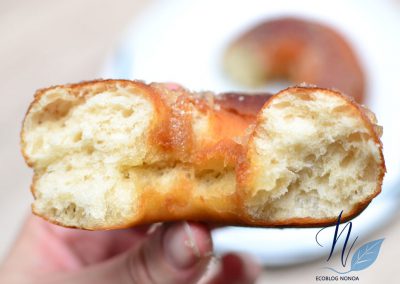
[0,215,261,284]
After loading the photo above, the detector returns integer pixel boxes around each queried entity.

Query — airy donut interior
[21,82,384,229]
[22,85,240,228]
[246,89,383,222]
[23,88,155,227]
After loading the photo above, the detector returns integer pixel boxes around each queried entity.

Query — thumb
[71,222,213,284]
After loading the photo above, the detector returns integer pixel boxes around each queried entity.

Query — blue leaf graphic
[350,238,384,272]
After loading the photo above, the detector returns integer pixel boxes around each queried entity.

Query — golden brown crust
[22,80,384,230]
[225,17,365,103]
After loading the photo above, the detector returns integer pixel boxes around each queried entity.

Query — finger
[31,215,150,266]
[202,253,262,284]
[71,222,213,284]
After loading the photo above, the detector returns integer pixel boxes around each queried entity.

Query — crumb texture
[21,81,384,229]
[246,90,383,221]
[22,82,243,229]
[23,85,153,228]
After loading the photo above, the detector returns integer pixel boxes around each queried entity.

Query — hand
[0,215,261,283]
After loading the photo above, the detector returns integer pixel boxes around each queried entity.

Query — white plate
[102,0,400,266]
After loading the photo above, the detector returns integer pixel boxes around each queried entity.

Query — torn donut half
[21,80,385,230]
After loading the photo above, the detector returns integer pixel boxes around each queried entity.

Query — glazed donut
[21,80,384,230]
[224,17,366,103]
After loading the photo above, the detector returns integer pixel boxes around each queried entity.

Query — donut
[224,17,366,103]
[21,80,384,229]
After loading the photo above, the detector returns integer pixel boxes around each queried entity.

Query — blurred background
[1,0,399,283]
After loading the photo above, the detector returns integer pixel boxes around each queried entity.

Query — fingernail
[164,82,182,91]
[163,222,208,269]
[146,222,162,235]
